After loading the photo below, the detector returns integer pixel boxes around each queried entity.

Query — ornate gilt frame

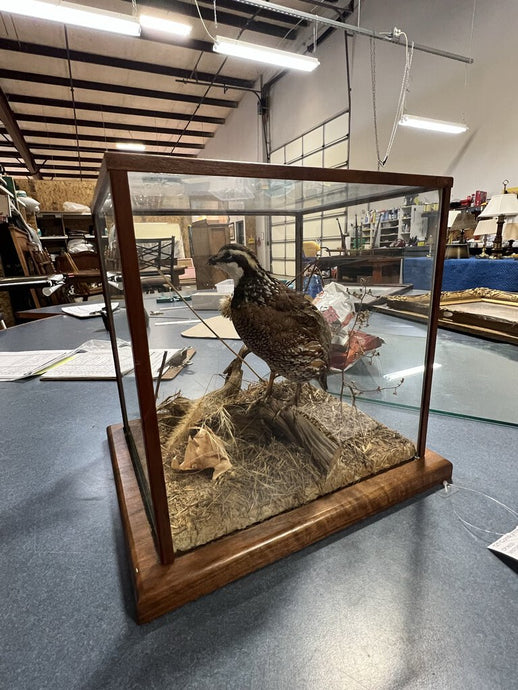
[385,287,518,344]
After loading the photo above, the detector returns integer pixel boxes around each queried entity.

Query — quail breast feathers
[208,244,331,390]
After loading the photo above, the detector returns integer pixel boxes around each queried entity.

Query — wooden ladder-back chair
[54,251,103,301]
[9,226,63,307]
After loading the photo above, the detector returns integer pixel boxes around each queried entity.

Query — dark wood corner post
[109,168,175,564]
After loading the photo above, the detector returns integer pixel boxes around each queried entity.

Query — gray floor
[1,311,517,689]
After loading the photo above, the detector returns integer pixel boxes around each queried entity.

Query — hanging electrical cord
[461,0,477,125]
[64,26,83,180]
[370,28,414,169]
[443,480,518,540]
[193,0,217,42]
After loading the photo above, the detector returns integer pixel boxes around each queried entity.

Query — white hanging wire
[213,0,218,29]
[194,0,217,41]
[443,480,518,539]
[370,28,414,169]
[462,0,477,124]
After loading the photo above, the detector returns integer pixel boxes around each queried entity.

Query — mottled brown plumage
[208,244,331,392]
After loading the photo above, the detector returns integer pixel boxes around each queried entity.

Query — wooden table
[317,254,402,284]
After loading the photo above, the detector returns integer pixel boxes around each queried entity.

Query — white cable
[444,481,518,519]
[443,480,518,539]
[371,28,414,168]
[194,0,217,41]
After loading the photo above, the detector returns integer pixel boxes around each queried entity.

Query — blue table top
[403,257,518,291]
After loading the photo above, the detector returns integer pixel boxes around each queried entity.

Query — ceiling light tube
[139,13,191,37]
[399,114,468,134]
[213,35,319,72]
[0,0,141,36]
[116,142,146,151]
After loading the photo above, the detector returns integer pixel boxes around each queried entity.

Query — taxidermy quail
[208,244,331,395]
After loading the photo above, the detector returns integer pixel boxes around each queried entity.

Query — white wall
[202,86,263,162]
[204,0,518,201]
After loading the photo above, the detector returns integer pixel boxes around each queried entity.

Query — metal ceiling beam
[0,152,104,165]
[14,114,214,139]
[132,0,306,28]
[0,86,42,179]
[0,139,199,155]
[0,134,199,154]
[0,37,255,90]
[0,69,238,109]
[5,161,101,172]
[122,0,302,38]
[7,94,226,125]
[9,129,205,149]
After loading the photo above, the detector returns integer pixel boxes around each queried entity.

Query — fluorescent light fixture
[399,114,468,134]
[139,13,191,37]
[213,35,319,72]
[116,142,146,151]
[383,363,441,382]
[0,0,141,35]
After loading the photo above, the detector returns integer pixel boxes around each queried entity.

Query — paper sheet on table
[39,348,180,380]
[61,302,119,318]
[488,526,518,563]
[0,350,74,381]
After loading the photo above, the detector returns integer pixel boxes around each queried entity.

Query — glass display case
[92,153,453,623]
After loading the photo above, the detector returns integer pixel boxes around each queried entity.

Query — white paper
[39,348,180,380]
[40,349,134,380]
[61,302,119,318]
[0,350,74,380]
[488,526,518,562]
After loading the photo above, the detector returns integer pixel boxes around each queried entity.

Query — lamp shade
[473,218,497,239]
[502,222,518,241]
[450,210,478,232]
[479,193,518,218]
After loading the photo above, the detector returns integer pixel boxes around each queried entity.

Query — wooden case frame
[92,153,453,623]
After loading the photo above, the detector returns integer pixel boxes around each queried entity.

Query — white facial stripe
[219,261,243,283]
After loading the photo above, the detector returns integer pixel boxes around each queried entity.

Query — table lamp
[446,210,477,258]
[477,182,518,258]
[472,218,497,258]
[502,222,518,253]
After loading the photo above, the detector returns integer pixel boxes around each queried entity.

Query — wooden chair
[9,226,63,307]
[54,251,103,301]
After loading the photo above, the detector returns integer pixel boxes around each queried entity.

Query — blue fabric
[403,257,518,291]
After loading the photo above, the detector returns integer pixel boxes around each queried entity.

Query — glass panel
[324,139,349,168]
[324,112,349,143]
[93,156,452,555]
[303,150,324,167]
[285,138,303,164]
[303,126,323,154]
[269,147,285,165]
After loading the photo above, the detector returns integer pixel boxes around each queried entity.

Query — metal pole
[232,0,474,64]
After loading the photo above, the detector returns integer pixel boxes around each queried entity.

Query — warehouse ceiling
[0,0,353,180]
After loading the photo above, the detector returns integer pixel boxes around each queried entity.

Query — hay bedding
[158,366,415,553]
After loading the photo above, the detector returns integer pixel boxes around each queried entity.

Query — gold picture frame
[383,287,518,344]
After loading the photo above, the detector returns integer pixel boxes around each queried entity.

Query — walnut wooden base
[108,423,452,624]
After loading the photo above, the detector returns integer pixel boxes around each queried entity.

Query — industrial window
[269,110,350,277]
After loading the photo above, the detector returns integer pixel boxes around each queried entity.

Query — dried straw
[158,376,415,553]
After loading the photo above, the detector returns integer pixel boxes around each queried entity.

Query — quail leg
[263,370,277,398]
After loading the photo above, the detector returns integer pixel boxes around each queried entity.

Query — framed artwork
[382,287,518,344]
